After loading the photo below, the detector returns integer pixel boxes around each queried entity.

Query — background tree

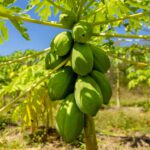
[0,0,150,150]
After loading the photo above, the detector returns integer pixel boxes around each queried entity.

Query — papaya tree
[104,39,150,106]
[0,49,58,133]
[0,0,150,150]
[108,43,150,107]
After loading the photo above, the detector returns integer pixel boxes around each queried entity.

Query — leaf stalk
[92,33,150,40]
[0,48,50,67]
[0,11,67,29]
[0,58,69,114]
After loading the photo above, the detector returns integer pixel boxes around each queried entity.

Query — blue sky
[0,0,64,56]
[0,1,149,56]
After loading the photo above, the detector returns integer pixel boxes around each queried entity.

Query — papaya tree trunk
[2,95,6,106]
[46,109,50,129]
[116,63,120,107]
[84,115,98,150]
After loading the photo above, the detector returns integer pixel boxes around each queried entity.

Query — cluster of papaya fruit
[45,12,112,143]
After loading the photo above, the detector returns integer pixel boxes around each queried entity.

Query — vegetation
[0,0,150,150]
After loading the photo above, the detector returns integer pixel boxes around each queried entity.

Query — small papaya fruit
[59,12,77,28]
[45,52,66,69]
[72,21,92,43]
[50,31,73,56]
[91,70,112,105]
[71,43,93,76]
[47,66,77,100]
[90,45,110,73]
[74,76,103,116]
[56,94,84,143]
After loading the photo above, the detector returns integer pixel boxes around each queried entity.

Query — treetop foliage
[0,0,149,44]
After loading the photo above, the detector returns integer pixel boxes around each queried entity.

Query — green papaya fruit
[50,31,73,56]
[74,76,103,116]
[45,52,66,69]
[59,12,77,28]
[91,70,112,105]
[72,21,92,43]
[56,94,84,143]
[71,43,93,76]
[47,66,77,100]
[90,45,110,73]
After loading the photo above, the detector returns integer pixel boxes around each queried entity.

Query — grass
[110,98,150,111]
[95,107,150,135]
[0,127,25,149]
[0,140,25,149]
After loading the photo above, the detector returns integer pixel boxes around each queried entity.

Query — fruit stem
[84,115,98,150]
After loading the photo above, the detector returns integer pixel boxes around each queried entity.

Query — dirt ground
[0,126,150,150]
[1,104,150,150]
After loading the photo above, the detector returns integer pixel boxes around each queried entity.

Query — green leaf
[53,5,59,16]
[0,21,8,40]
[10,18,30,40]
[0,35,3,44]
[125,1,150,11]
[0,21,8,44]
[128,79,138,89]
[26,0,40,12]
[9,6,22,13]
[0,5,11,13]
[2,0,16,6]
[28,0,40,6]
[35,1,51,21]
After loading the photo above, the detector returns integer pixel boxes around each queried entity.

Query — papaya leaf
[0,21,8,41]
[9,18,30,40]
[128,79,138,89]
[2,0,16,6]
[53,5,59,16]
[27,0,40,8]
[9,6,22,13]
[35,1,51,21]
[0,35,3,44]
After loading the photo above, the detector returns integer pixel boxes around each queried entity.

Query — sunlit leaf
[0,21,8,41]
[2,0,16,6]
[10,18,30,40]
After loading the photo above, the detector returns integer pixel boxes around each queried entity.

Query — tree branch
[0,48,50,67]
[92,33,150,40]
[92,11,150,25]
[0,58,69,114]
[0,11,67,29]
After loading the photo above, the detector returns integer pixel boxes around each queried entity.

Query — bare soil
[0,106,150,150]
[0,125,150,150]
